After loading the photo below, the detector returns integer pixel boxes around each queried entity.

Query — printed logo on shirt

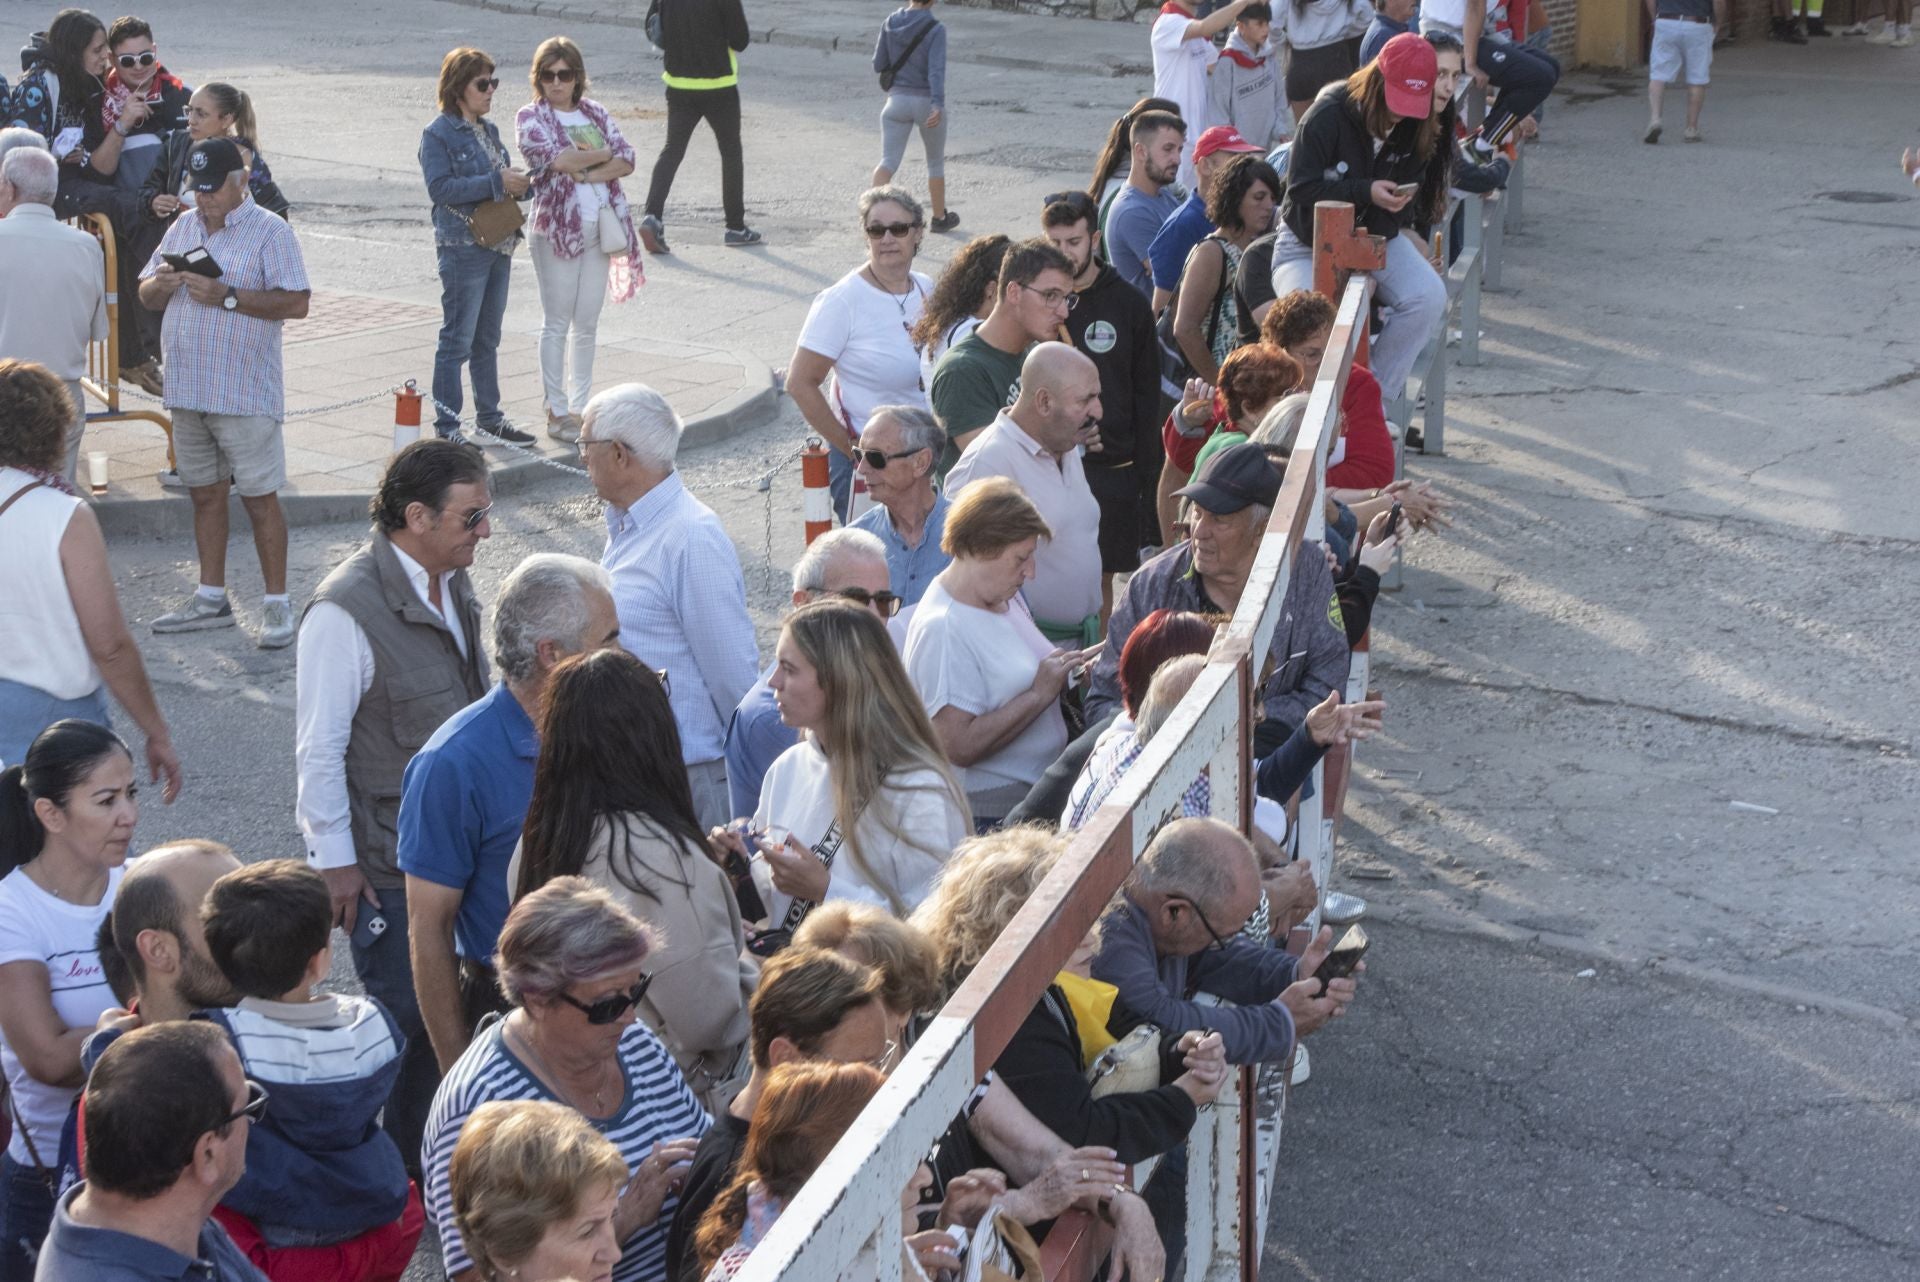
[1004,378,1022,409]
[1084,321,1118,354]
[1327,591,1345,634]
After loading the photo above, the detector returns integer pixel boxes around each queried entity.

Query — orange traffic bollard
[801,438,832,545]
[393,380,424,452]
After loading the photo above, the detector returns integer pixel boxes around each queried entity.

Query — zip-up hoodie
[1062,261,1161,465]
[1280,82,1430,242]
[873,7,946,108]
[1207,30,1289,149]
[658,0,750,89]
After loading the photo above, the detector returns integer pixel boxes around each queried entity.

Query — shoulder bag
[879,17,940,92]
[1156,233,1237,388]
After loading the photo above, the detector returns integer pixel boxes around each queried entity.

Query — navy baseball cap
[186,137,245,192]
[1173,442,1283,515]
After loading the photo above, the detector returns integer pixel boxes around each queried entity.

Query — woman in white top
[0,360,180,788]
[903,478,1096,828]
[788,186,935,524]
[516,37,641,444]
[0,720,138,1270]
[751,599,970,930]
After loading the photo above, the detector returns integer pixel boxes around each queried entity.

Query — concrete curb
[441,0,1151,78]
[95,356,780,541]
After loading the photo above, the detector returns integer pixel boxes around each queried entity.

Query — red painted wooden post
[1312,201,1386,371]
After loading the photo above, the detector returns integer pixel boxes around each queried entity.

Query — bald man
[96,840,243,1025]
[945,342,1107,643]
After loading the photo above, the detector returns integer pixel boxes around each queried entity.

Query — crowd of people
[0,0,1594,1279]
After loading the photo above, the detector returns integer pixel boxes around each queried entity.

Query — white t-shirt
[0,864,124,1164]
[1418,0,1468,32]
[557,108,609,219]
[751,740,968,922]
[1150,11,1218,187]
[903,578,1068,796]
[798,266,934,442]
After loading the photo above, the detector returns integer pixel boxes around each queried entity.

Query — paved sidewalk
[83,286,776,535]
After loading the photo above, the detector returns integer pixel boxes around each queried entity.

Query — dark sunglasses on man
[858,445,923,471]
[116,50,158,69]
[836,587,903,619]
[558,975,653,1025]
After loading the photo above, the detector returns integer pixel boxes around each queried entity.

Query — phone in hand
[1381,504,1403,540]
[1313,924,1369,995]
[1392,181,1421,200]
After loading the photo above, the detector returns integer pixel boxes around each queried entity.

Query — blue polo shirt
[396,682,538,963]
[37,1186,267,1280]
[851,489,952,607]
[723,666,798,819]
[1148,193,1218,294]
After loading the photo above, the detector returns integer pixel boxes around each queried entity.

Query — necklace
[509,1015,616,1116]
[864,265,920,319]
[24,858,98,904]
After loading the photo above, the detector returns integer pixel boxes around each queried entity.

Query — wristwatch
[222,287,239,312]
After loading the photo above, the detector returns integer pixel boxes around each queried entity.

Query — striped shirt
[140,196,309,419]
[423,1018,711,1282]
[222,995,399,1084]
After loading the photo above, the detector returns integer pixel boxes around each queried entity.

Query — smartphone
[1392,181,1421,200]
[1314,924,1369,995]
[1382,503,1403,540]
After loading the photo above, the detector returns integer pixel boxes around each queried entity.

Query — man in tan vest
[294,438,493,1177]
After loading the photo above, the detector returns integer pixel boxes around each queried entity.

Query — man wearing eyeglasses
[38,1021,269,1281]
[295,439,494,1179]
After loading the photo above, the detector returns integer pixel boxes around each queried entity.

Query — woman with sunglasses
[516,37,641,445]
[746,599,969,931]
[420,47,535,444]
[787,185,933,524]
[423,876,709,1282]
[513,649,755,1114]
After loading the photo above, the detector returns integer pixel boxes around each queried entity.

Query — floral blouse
[516,95,644,302]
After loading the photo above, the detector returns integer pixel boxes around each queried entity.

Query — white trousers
[530,222,612,418]
[1271,226,1446,405]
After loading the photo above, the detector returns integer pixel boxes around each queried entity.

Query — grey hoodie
[1208,30,1291,149]
[873,7,946,107]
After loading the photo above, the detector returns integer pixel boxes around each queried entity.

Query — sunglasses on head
[864,221,920,239]
[559,975,653,1025]
[116,50,157,69]
[538,66,577,83]
[1042,189,1097,216]
[835,586,903,619]
[471,76,500,92]
[221,1079,270,1127]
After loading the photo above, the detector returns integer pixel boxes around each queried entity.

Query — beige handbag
[462,197,524,249]
[1087,1022,1163,1100]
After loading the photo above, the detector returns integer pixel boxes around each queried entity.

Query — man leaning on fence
[138,138,310,650]
[0,143,107,483]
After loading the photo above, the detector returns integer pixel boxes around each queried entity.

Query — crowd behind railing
[1,2,1548,1281]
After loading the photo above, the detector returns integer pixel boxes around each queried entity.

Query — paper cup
[86,451,109,495]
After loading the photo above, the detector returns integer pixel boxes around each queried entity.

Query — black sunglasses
[835,586,903,619]
[471,76,501,92]
[858,445,924,471]
[559,976,653,1025]
[458,502,493,531]
[1042,189,1097,216]
[116,51,158,69]
[864,221,920,239]
[220,1079,270,1127]
[538,66,577,83]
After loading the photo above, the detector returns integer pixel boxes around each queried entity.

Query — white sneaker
[1290,1043,1311,1086]
[1891,30,1914,45]
[258,600,295,650]
[151,593,235,633]
[1323,891,1369,925]
[1867,25,1896,41]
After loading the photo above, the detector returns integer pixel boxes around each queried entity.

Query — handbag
[964,1210,1045,1281]
[596,203,627,253]
[1087,1022,1163,1099]
[645,0,666,49]
[462,197,524,249]
[879,18,939,92]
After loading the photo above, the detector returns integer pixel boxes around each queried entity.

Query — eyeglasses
[220,1079,270,1128]
[653,668,672,697]
[458,503,493,531]
[116,51,157,69]
[538,66,577,83]
[1023,285,1078,312]
[834,586,903,619]
[1042,190,1097,217]
[1178,897,1233,953]
[857,445,924,471]
[471,77,500,92]
[558,976,653,1025]
[577,436,617,457]
[865,221,920,240]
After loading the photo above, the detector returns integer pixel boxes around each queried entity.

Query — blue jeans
[347,882,437,1180]
[2,1154,54,1282]
[828,446,853,524]
[432,243,514,434]
[0,680,110,769]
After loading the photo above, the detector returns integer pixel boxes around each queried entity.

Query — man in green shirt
[928,237,1075,478]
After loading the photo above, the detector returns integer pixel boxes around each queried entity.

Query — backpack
[644,0,665,50]
[878,16,940,92]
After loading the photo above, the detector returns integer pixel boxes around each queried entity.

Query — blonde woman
[449,1099,629,1282]
[748,599,970,930]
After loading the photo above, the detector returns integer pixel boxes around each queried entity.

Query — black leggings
[1477,38,1561,145]
[645,84,746,230]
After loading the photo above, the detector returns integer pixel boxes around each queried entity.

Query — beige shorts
[170,409,285,496]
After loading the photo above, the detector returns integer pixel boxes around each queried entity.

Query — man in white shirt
[945,342,1106,643]
[293,438,494,1178]
[1151,0,1258,189]
[0,144,107,481]
[578,383,759,829]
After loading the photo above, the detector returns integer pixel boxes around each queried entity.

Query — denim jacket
[419,113,520,251]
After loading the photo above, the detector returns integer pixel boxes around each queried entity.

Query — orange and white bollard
[801,438,832,545]
[393,380,424,452]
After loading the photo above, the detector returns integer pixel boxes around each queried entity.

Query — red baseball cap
[1192,125,1263,162]
[1377,33,1438,119]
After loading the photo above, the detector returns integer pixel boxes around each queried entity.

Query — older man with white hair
[722,526,895,817]
[579,382,759,828]
[400,553,621,1076]
[0,141,107,481]
[848,404,952,608]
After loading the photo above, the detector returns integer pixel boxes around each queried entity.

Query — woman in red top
[1259,289,1396,491]
[1156,343,1300,539]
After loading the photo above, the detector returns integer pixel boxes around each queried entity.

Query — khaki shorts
[170,409,285,496]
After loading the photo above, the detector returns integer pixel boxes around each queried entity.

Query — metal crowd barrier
[730,205,1379,1282]
[67,211,175,466]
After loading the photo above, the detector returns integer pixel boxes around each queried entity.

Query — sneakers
[724,226,764,248]
[1839,20,1870,34]
[929,210,961,233]
[121,360,164,396]
[1289,1043,1311,1086]
[1806,16,1831,34]
[258,600,295,650]
[1683,126,1703,143]
[1323,891,1369,925]
[1461,133,1496,164]
[1866,24,1896,41]
[1892,30,1914,45]
[1643,120,1663,145]
[152,593,235,634]
[475,421,537,446]
[1770,16,1808,41]
[546,411,582,444]
[638,214,671,255]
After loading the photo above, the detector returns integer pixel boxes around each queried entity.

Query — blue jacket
[419,113,521,249]
[1090,897,1300,1065]
[201,1004,411,1243]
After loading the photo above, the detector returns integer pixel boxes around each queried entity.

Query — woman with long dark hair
[910,231,1008,388]
[0,719,138,1277]
[514,648,754,1112]
[1168,153,1283,387]
[4,10,109,170]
